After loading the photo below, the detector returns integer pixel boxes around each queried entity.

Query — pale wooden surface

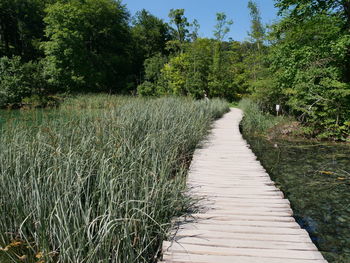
[161,108,327,263]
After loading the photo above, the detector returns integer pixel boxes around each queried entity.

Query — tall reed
[0,95,228,263]
[239,98,287,135]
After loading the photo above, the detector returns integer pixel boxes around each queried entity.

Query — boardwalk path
[161,108,327,263]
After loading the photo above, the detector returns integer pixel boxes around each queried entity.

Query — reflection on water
[243,134,350,262]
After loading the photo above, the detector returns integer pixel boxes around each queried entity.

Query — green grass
[238,98,290,135]
[228,101,239,108]
[0,95,229,263]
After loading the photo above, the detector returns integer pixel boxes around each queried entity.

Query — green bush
[0,56,30,107]
[0,56,49,108]
[239,98,290,135]
[137,81,157,96]
[255,14,350,140]
[42,0,132,93]
[239,98,276,134]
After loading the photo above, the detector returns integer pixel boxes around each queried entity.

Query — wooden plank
[203,210,293,217]
[163,253,328,263]
[199,206,294,213]
[160,109,327,263]
[205,197,290,204]
[190,192,285,198]
[177,224,308,235]
[172,237,318,251]
[165,243,325,260]
[189,186,279,191]
[171,230,313,243]
[197,201,291,208]
[181,219,300,229]
[188,182,276,187]
[188,214,296,222]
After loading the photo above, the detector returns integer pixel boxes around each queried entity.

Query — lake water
[243,134,350,262]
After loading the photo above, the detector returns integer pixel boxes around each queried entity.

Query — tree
[250,3,350,139]
[209,13,233,98]
[275,0,350,82]
[261,0,350,139]
[43,0,132,92]
[168,9,190,44]
[0,56,48,107]
[184,38,214,98]
[189,19,200,41]
[275,0,350,25]
[245,0,266,88]
[137,53,167,96]
[213,13,233,42]
[247,0,265,51]
[160,52,189,95]
[132,9,171,58]
[159,38,214,98]
[0,0,52,61]
[131,9,172,85]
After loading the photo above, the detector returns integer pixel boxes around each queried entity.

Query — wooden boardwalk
[160,108,327,263]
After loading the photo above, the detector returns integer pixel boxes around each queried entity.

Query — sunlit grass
[0,95,229,263]
[238,98,291,135]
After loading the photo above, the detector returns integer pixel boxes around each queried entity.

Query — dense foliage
[0,95,229,263]
[0,0,349,137]
[43,0,132,92]
[252,0,350,139]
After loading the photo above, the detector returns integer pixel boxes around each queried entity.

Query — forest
[0,0,349,139]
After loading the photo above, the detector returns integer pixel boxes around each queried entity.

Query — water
[243,134,350,262]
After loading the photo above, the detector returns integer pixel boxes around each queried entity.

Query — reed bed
[239,98,290,135]
[0,95,228,263]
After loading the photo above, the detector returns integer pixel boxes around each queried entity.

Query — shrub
[0,56,30,107]
[0,57,49,108]
[239,98,277,134]
[239,98,291,135]
[137,81,157,96]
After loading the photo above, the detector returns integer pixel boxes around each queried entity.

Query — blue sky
[122,0,280,41]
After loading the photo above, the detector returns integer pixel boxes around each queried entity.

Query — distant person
[203,91,209,101]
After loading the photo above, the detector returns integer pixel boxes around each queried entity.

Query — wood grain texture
[161,108,327,263]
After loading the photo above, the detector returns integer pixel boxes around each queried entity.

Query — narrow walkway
[160,108,327,263]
